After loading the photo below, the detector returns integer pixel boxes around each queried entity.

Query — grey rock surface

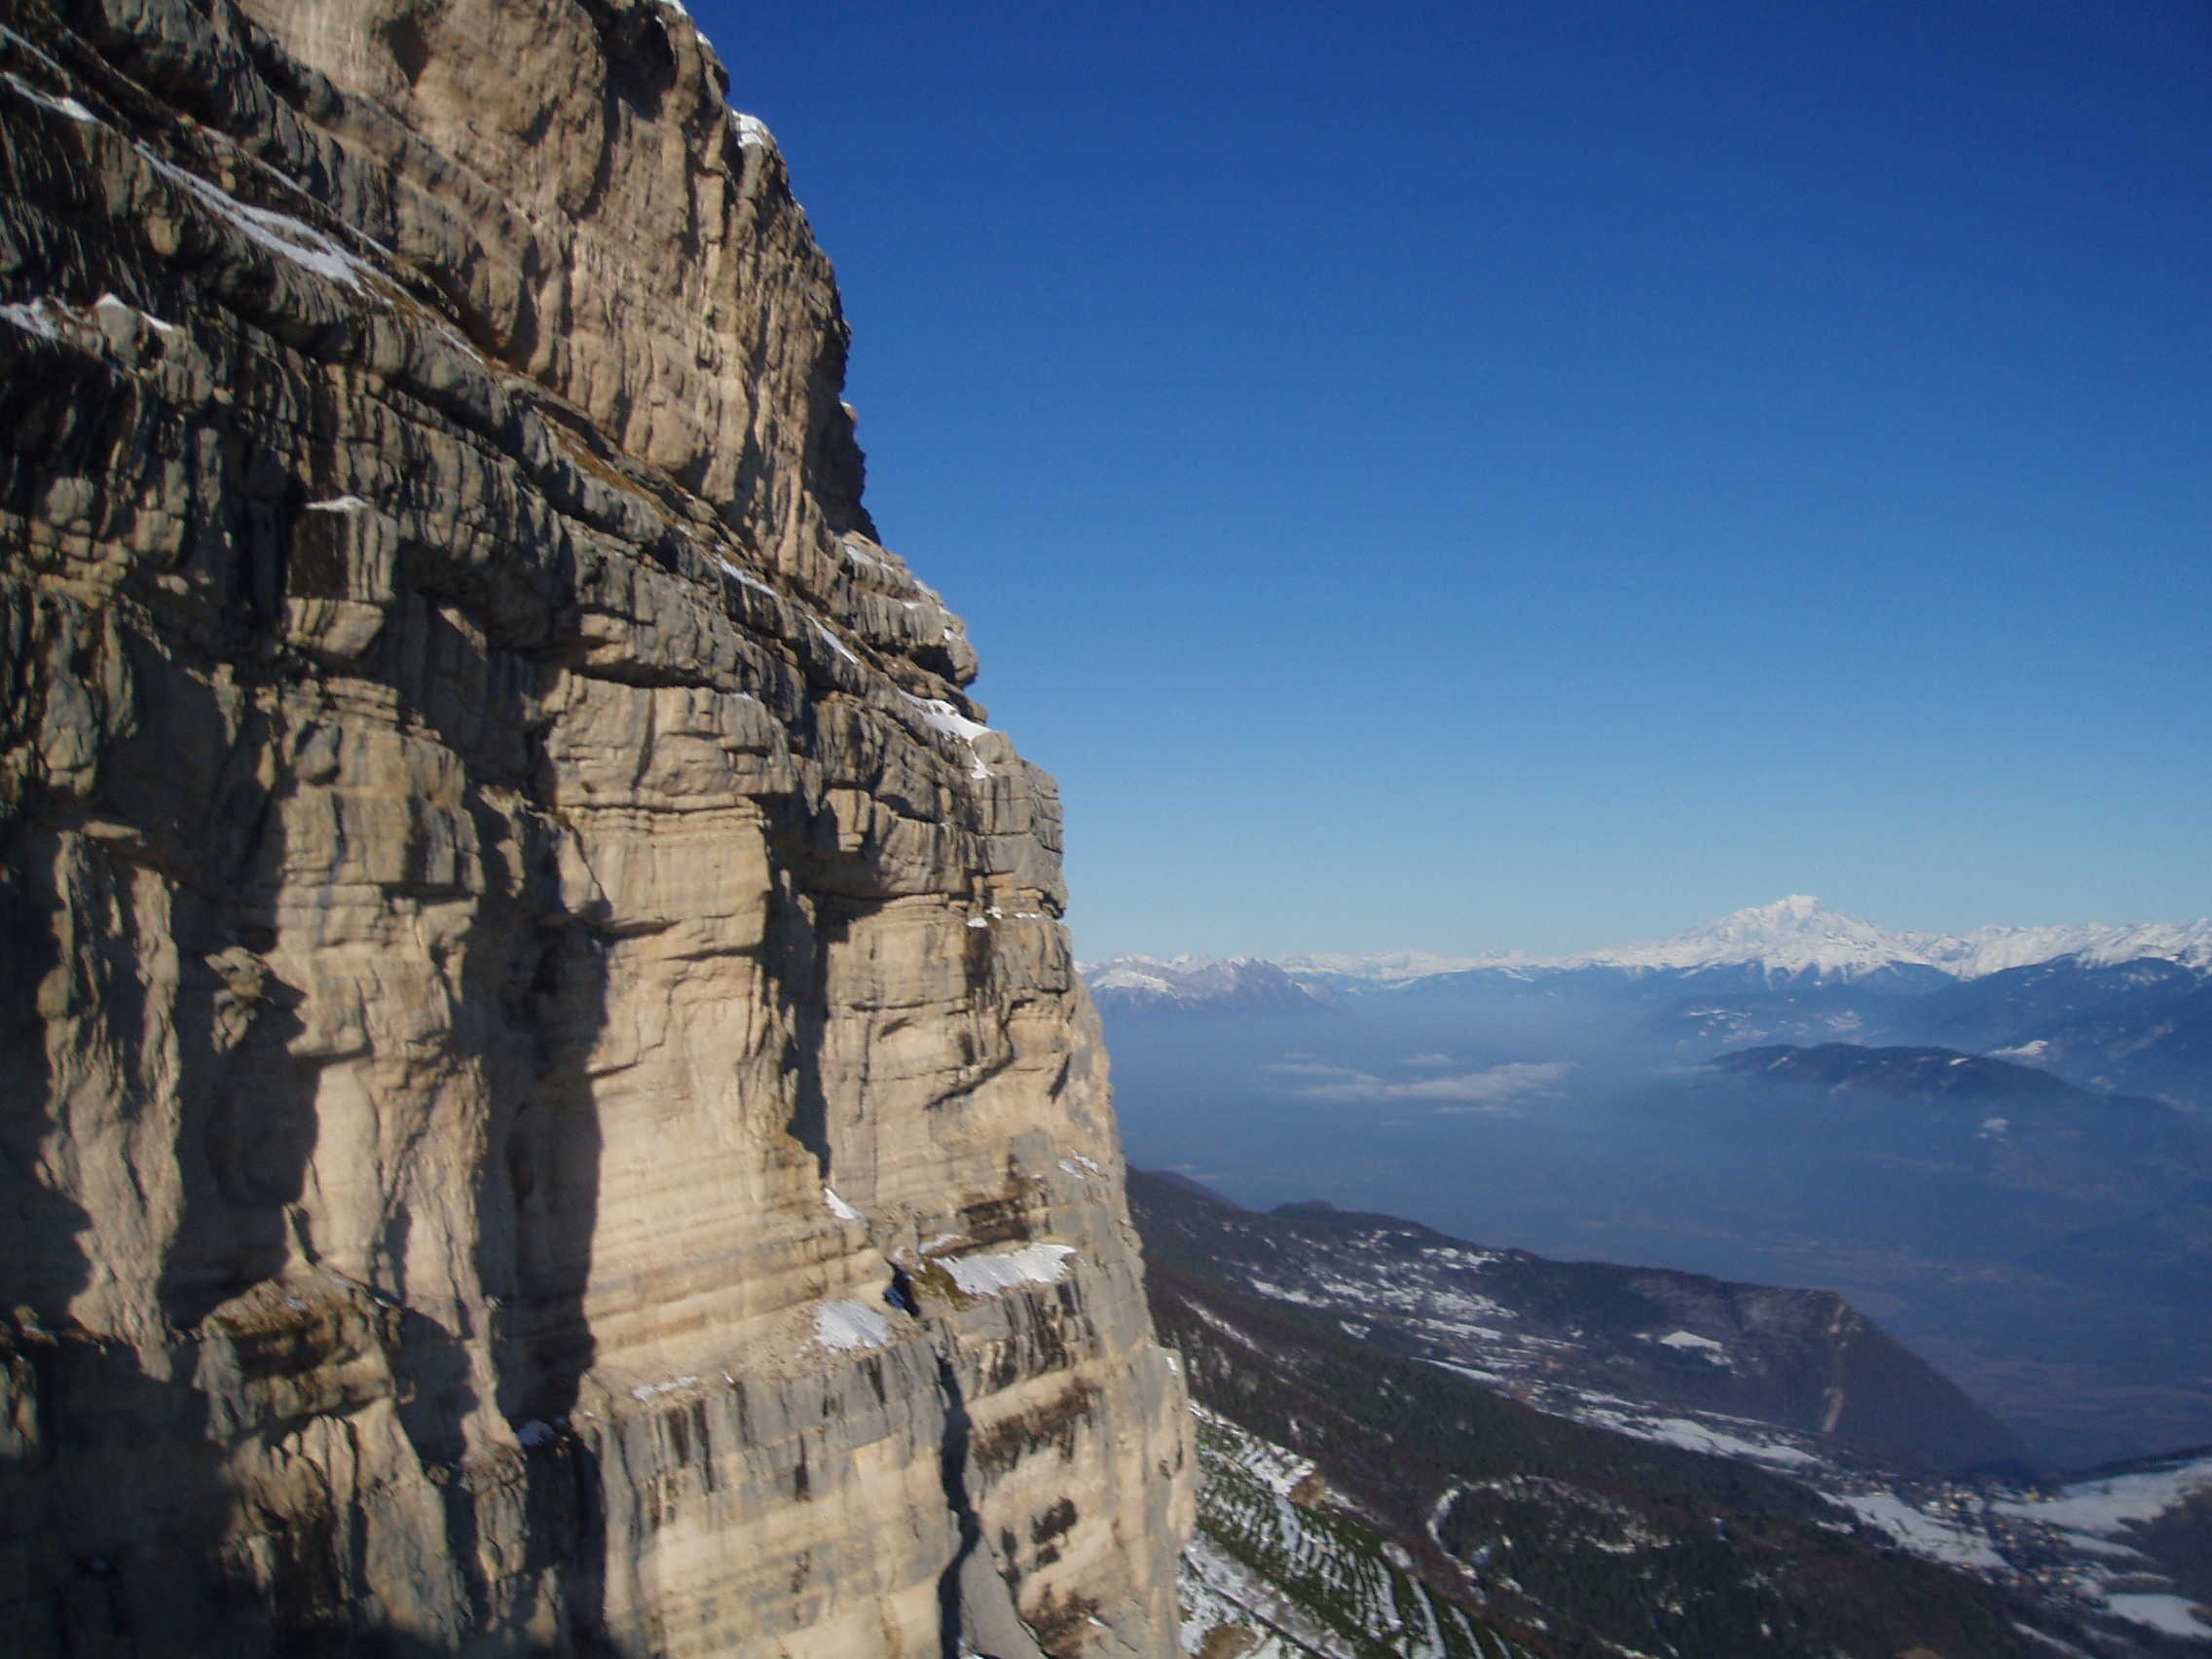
[0,1,1190,1652]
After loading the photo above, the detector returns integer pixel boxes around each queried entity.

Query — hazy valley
[1089,900,2212,1469]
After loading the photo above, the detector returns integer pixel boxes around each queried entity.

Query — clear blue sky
[690,0,2210,959]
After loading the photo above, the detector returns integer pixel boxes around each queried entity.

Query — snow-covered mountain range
[1088,896,2212,995]
[1567,894,2212,980]
[1081,954,1327,1015]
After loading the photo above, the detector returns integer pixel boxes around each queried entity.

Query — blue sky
[691,0,2210,958]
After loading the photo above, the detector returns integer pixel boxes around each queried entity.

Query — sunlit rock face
[0,1,1190,1652]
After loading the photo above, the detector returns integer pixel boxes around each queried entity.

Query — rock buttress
[0,1,1193,1653]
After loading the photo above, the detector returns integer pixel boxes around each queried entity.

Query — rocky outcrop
[0,1,1189,1653]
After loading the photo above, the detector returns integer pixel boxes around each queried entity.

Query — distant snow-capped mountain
[1563,897,2212,980]
[1564,894,1946,978]
[1267,948,1505,983]
[1936,916,2212,977]
[1081,954,1329,1015]
[1099,898,2212,995]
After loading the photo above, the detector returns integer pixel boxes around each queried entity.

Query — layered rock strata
[0,1,1190,1652]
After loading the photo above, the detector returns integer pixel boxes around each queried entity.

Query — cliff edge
[0,1,1191,1652]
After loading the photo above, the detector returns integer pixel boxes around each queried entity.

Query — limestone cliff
[0,1,1191,1652]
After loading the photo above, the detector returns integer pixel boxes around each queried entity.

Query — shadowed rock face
[0,2,1189,1653]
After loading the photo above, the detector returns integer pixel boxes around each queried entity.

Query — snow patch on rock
[937,1243,1076,1298]
[813,1300,892,1352]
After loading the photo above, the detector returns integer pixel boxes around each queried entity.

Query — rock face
[0,2,1190,1653]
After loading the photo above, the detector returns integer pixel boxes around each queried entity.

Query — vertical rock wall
[0,1,1191,1652]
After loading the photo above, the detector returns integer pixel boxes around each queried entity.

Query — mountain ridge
[1128,1168,2031,1478]
[1135,1173,2212,1655]
[1087,897,2212,997]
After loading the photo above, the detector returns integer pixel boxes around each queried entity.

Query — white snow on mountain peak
[1565,896,1950,978]
[1569,900,2212,979]
[1079,953,1330,1011]
[1271,948,1512,982]
[1085,899,2212,996]
[1936,918,2212,976]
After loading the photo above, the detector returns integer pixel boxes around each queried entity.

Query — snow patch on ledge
[2102,1594,2209,1640]
[93,292,176,335]
[713,556,776,599]
[938,1243,1077,1298]
[812,621,859,665]
[823,1187,864,1223]
[814,1300,892,1352]
[1,24,70,79]
[730,110,776,151]
[901,692,993,780]
[1641,1329,1733,1365]
[0,297,76,344]
[5,70,99,124]
[135,143,374,292]
[306,495,369,514]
